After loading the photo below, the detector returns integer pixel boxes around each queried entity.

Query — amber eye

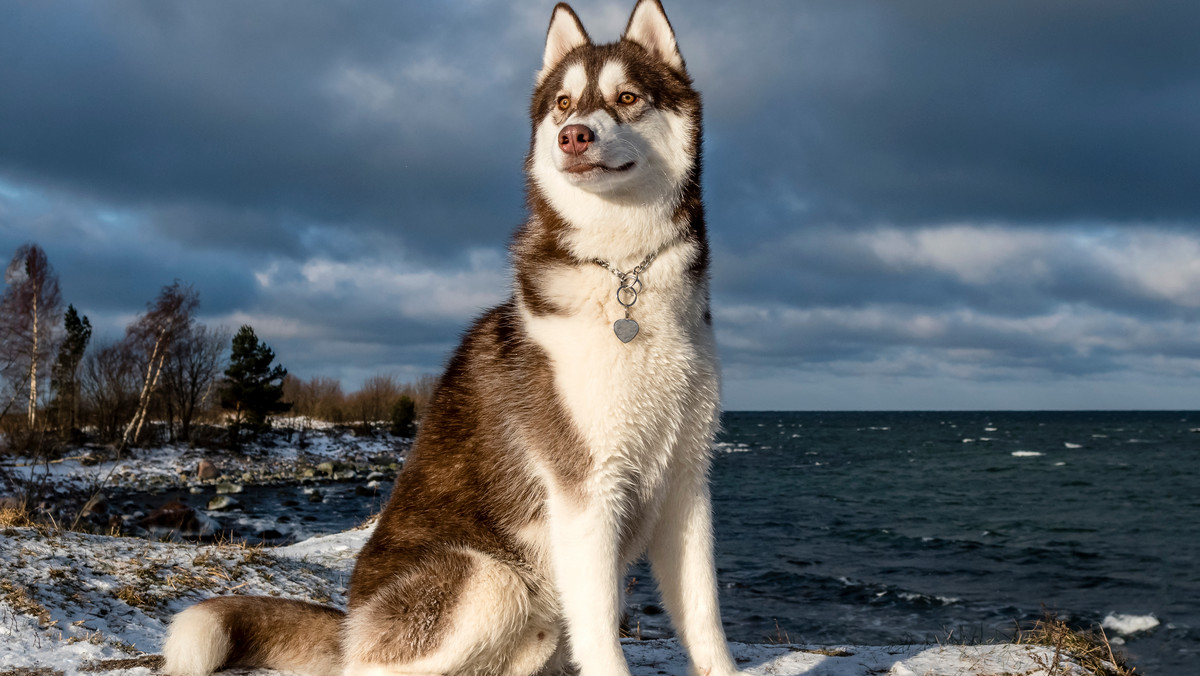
[557,96,571,110]
[618,92,639,105]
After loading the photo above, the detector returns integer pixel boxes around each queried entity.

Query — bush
[390,396,416,437]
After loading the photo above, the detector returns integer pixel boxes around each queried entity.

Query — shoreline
[0,524,1108,676]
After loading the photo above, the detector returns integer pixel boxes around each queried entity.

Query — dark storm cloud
[0,1,537,259]
[694,1,1200,232]
[2,0,1200,407]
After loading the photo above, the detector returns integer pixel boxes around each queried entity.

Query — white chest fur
[519,243,720,519]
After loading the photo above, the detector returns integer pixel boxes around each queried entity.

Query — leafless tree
[161,323,229,443]
[0,243,63,429]
[80,340,140,443]
[350,373,403,425]
[283,375,347,423]
[121,281,199,447]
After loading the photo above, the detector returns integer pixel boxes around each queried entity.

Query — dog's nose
[558,124,595,155]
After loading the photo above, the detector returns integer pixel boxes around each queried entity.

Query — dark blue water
[678,411,1198,675]
[134,411,1199,673]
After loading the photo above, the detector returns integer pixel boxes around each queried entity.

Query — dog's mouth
[563,161,635,175]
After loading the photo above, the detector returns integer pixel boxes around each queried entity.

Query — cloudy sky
[3,1,1199,410]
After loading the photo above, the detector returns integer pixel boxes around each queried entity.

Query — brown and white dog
[163,2,739,675]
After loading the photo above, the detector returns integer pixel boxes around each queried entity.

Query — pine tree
[51,304,92,432]
[220,325,291,442]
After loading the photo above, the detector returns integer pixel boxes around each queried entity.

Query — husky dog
[163,2,738,675]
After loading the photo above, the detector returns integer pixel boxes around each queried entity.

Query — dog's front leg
[547,489,631,676]
[648,469,740,676]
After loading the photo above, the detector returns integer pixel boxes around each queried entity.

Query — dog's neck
[525,173,704,263]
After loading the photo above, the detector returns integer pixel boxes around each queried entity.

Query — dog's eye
[618,92,639,105]
[557,96,571,110]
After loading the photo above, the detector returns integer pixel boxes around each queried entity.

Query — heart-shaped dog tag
[613,318,640,343]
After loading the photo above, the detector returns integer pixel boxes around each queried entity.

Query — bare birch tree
[0,243,63,429]
[121,281,198,447]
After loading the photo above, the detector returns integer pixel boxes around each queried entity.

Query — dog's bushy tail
[162,596,344,676]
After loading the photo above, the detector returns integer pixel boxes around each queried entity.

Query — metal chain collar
[591,250,657,319]
[590,246,670,343]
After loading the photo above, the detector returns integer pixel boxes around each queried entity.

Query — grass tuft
[1016,613,1137,676]
[0,580,53,628]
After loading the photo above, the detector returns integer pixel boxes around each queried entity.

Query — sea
[134,411,1200,674]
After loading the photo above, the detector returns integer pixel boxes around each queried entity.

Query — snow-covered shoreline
[0,524,1095,676]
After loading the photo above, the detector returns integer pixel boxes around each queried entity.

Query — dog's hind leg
[342,547,559,676]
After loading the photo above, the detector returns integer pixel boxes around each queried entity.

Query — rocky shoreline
[0,422,411,540]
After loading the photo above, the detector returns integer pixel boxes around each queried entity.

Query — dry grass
[0,503,38,529]
[0,580,53,628]
[78,655,165,672]
[1016,613,1137,676]
[0,668,65,676]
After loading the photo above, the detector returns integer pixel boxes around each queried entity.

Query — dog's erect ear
[540,3,589,83]
[622,0,684,71]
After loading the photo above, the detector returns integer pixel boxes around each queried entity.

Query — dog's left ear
[622,0,685,72]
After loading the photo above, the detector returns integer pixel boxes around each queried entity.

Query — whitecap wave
[713,442,753,454]
[1064,442,1082,449]
[1011,451,1043,457]
[1102,613,1160,636]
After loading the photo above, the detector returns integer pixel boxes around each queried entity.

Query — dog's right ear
[539,3,589,83]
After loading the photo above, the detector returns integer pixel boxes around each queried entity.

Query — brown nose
[558,124,595,155]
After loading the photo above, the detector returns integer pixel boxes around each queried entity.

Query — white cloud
[1084,230,1200,307]
[863,225,1050,284]
[259,248,508,323]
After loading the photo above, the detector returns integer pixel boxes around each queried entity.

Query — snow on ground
[0,523,1089,676]
[1,420,410,497]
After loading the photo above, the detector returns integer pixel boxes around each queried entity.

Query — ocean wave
[714,442,753,454]
[1011,451,1044,457]
[1101,613,1160,636]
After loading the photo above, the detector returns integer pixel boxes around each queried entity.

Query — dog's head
[528,0,700,212]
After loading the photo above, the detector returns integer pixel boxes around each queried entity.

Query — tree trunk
[132,346,167,445]
[122,334,163,447]
[28,286,37,427]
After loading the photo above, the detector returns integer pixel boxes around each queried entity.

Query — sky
[3,0,1200,410]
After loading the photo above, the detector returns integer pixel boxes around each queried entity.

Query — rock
[241,472,255,483]
[138,501,203,532]
[366,471,386,481]
[207,495,240,511]
[196,459,220,480]
[316,461,336,476]
[301,468,316,478]
[215,482,243,495]
[281,499,300,507]
[334,470,357,481]
[354,485,375,497]
[308,490,323,503]
[257,529,284,540]
[189,486,204,494]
